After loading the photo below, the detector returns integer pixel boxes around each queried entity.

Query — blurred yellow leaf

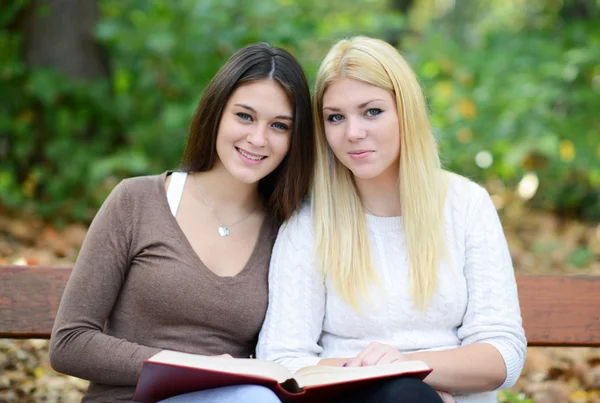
[559,140,576,162]
[568,389,589,403]
[17,110,34,124]
[458,73,474,87]
[22,174,37,198]
[434,80,453,101]
[457,128,473,143]
[422,62,440,78]
[522,153,549,169]
[33,367,44,379]
[459,98,477,120]
[439,58,453,73]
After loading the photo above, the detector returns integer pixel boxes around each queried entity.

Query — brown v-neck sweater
[49,172,279,402]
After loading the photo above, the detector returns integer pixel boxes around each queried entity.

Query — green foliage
[411,5,600,221]
[0,0,402,222]
[569,246,595,267]
[1,0,598,222]
[498,390,532,403]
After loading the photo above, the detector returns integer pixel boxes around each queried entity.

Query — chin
[350,169,381,180]
[231,168,272,185]
[232,173,262,185]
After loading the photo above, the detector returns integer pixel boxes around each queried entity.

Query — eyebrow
[323,99,386,112]
[235,103,293,121]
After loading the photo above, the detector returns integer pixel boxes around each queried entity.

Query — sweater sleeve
[49,181,162,386]
[256,208,324,372]
[456,186,527,390]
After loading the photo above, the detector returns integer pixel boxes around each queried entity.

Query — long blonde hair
[312,36,448,310]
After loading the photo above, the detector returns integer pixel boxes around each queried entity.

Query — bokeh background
[0,0,599,401]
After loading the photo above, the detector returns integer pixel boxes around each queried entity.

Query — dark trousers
[334,377,444,403]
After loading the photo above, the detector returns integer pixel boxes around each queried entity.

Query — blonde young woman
[257,36,526,403]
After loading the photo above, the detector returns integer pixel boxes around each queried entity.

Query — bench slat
[1,265,599,347]
[517,274,600,347]
[0,265,71,338]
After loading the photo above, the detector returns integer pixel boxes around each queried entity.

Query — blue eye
[365,108,382,117]
[327,114,344,122]
[236,112,253,121]
[272,122,290,131]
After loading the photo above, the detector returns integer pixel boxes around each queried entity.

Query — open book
[133,350,432,402]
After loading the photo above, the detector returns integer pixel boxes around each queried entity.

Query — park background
[0,0,599,401]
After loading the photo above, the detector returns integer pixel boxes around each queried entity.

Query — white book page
[148,351,293,383]
[294,360,431,388]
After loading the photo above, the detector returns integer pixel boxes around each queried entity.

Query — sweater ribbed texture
[257,174,526,403]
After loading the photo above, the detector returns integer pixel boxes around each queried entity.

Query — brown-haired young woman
[50,43,314,403]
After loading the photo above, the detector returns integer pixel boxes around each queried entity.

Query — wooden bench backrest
[516,275,600,346]
[1,265,71,338]
[1,265,599,345]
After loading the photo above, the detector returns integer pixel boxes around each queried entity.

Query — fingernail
[342,362,348,367]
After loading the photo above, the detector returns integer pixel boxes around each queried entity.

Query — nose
[246,124,268,147]
[345,117,367,142]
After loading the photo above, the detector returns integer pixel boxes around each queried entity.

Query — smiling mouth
[236,147,266,161]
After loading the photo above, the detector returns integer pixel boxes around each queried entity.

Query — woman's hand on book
[345,342,408,367]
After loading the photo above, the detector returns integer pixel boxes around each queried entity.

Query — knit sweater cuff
[481,339,524,390]
[454,391,498,403]
[280,356,322,374]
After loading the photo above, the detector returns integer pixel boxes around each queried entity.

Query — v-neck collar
[157,170,270,284]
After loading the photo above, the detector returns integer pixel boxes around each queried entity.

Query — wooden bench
[1,264,600,346]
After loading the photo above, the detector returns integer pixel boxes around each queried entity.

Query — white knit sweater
[256,174,527,403]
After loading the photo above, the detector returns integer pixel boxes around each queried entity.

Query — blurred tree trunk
[386,0,416,48]
[17,0,109,80]
[10,0,110,185]
[390,0,414,14]
[559,0,597,21]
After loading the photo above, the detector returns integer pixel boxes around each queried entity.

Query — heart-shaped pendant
[218,226,229,237]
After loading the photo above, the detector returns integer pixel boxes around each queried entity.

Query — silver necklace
[192,174,257,237]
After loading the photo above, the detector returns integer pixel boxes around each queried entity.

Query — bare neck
[354,169,401,217]
[191,162,261,213]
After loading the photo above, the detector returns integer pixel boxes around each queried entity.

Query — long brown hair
[181,43,314,222]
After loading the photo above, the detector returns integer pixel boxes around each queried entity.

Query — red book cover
[133,351,432,403]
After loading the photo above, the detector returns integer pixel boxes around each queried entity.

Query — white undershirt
[166,171,187,216]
